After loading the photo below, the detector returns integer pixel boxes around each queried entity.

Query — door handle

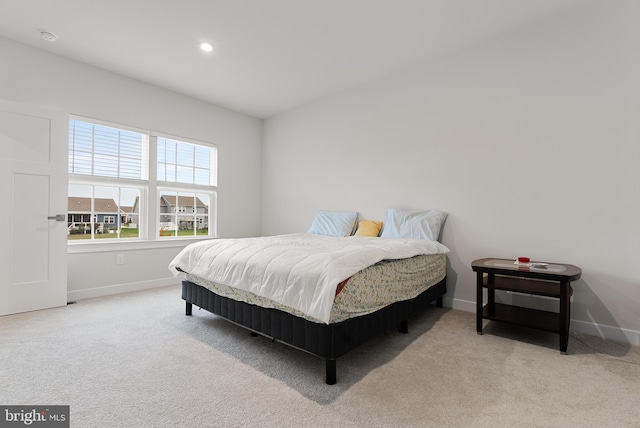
[48,215,66,222]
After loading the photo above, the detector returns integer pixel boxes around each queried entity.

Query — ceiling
[0,0,590,119]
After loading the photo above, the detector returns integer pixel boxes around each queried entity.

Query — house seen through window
[67,118,217,241]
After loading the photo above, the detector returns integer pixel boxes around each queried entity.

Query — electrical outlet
[116,254,125,265]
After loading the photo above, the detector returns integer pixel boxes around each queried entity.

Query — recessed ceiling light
[199,41,214,53]
[40,30,58,42]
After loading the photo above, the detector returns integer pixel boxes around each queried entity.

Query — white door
[0,99,68,316]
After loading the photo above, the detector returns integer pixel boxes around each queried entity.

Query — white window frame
[153,131,217,239]
[67,116,217,251]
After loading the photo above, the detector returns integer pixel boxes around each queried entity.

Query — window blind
[68,120,147,179]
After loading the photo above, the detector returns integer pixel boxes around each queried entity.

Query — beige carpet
[1,285,638,427]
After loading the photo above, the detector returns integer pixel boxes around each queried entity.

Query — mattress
[184,252,446,324]
[169,233,450,323]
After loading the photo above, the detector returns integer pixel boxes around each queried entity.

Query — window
[157,137,214,186]
[68,118,217,242]
[158,191,211,237]
[157,137,216,238]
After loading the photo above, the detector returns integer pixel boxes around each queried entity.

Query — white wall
[262,1,640,344]
[0,37,263,300]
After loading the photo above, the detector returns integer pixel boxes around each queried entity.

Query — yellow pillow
[354,220,383,237]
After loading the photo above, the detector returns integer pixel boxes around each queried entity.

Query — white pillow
[380,208,447,241]
[307,210,358,237]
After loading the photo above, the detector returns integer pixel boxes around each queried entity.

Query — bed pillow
[307,210,358,237]
[354,220,383,237]
[380,208,447,241]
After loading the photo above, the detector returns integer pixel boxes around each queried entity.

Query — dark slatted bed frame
[182,277,446,384]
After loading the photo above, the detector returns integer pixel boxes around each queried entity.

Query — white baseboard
[446,297,640,347]
[570,319,640,347]
[67,277,180,302]
[444,296,476,313]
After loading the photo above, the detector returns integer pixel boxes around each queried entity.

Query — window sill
[67,236,215,254]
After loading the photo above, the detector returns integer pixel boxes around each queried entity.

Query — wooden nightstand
[472,258,582,353]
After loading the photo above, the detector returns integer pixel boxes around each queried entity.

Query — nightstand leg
[559,281,570,353]
[476,272,483,334]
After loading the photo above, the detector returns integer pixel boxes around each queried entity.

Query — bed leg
[399,320,409,334]
[326,359,336,385]
[185,302,192,316]
[436,296,443,308]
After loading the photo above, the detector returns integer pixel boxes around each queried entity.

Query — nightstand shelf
[482,303,559,333]
[482,275,572,298]
[472,258,582,353]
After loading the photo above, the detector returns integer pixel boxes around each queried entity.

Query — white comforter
[169,233,449,324]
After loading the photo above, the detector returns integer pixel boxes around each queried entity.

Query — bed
[170,209,450,384]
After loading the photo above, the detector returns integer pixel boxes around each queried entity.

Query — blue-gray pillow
[307,210,358,237]
[380,208,447,241]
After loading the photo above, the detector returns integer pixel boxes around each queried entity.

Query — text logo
[0,406,69,428]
